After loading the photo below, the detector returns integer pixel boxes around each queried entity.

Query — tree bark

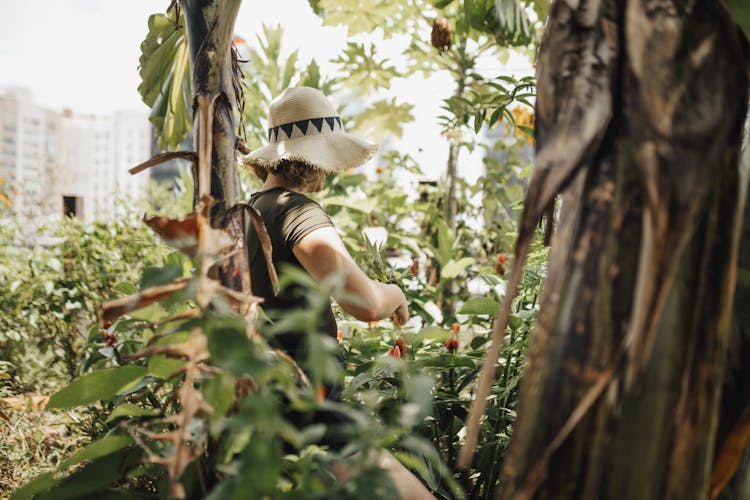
[180,0,250,293]
[498,1,749,499]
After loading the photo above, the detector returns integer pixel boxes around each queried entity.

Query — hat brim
[242,131,378,174]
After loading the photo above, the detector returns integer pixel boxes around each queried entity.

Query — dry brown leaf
[129,151,197,176]
[102,279,189,322]
[144,213,199,254]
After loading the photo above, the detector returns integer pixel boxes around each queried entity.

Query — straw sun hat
[243,86,378,174]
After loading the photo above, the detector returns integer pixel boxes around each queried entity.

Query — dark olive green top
[246,187,337,357]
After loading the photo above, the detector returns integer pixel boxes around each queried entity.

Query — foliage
[138,7,191,151]
[6,1,549,498]
[0,207,169,389]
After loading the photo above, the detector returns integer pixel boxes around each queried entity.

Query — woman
[243,87,433,499]
[243,86,408,364]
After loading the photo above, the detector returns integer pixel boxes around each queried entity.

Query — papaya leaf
[348,98,415,143]
[48,366,148,409]
[138,12,192,151]
[315,0,407,37]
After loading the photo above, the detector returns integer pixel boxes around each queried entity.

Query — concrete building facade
[0,86,151,222]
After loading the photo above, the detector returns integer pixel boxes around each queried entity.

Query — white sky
[0,0,533,181]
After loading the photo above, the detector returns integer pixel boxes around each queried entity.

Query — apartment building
[0,86,151,222]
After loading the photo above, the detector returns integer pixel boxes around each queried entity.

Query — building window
[63,195,84,218]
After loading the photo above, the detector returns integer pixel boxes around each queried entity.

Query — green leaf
[418,353,477,369]
[147,355,185,379]
[48,366,148,409]
[458,296,500,315]
[349,98,415,142]
[316,0,407,37]
[436,219,454,265]
[441,257,474,279]
[205,315,266,378]
[419,325,451,340]
[10,472,56,500]
[112,282,138,295]
[58,434,133,471]
[105,403,160,423]
[203,372,235,429]
[140,264,182,290]
[138,12,192,150]
[728,0,750,39]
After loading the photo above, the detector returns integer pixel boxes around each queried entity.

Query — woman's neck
[261,173,298,192]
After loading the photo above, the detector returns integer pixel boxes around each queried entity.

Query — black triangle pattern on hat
[295,119,309,135]
[280,123,294,139]
[266,116,341,143]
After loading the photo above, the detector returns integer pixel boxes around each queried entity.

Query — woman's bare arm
[293,226,408,323]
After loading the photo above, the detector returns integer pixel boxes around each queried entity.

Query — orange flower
[496,253,507,264]
[451,322,460,334]
[375,167,384,174]
[337,330,343,344]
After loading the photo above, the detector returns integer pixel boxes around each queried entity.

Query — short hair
[249,160,319,189]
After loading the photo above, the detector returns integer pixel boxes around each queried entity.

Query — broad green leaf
[458,296,500,315]
[10,472,56,500]
[728,0,750,39]
[138,12,192,150]
[140,264,182,290]
[48,366,148,409]
[419,325,451,340]
[112,282,137,295]
[147,355,185,378]
[34,448,142,500]
[58,434,132,471]
[441,257,474,279]
[105,403,161,423]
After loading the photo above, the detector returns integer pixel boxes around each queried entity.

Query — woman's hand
[391,285,409,327]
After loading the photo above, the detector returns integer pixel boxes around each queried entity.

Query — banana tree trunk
[180,0,249,293]
[497,1,749,499]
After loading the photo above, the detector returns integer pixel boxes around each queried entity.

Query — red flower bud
[444,337,459,353]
